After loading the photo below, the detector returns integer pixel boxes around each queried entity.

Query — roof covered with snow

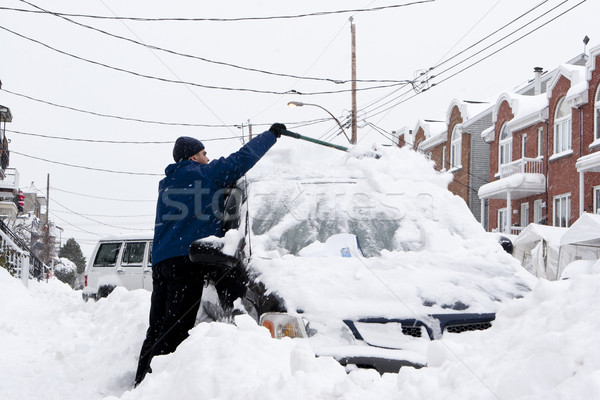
[492,92,548,133]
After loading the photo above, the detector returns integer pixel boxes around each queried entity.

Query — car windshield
[248,180,403,257]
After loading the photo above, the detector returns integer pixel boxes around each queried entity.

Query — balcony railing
[499,158,543,179]
[0,168,19,191]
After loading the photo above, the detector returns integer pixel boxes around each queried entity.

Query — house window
[553,193,571,228]
[520,202,529,227]
[450,126,461,168]
[595,86,600,141]
[554,97,572,154]
[499,123,512,168]
[498,208,508,233]
[537,127,543,157]
[441,147,446,170]
[534,199,543,223]
[521,134,527,158]
[594,186,600,214]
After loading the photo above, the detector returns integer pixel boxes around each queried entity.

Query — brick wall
[447,106,469,202]
[413,127,426,151]
[547,75,580,226]
[580,54,600,214]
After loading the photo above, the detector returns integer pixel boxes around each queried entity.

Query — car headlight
[260,313,308,339]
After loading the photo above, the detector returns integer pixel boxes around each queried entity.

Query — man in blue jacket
[135,123,285,386]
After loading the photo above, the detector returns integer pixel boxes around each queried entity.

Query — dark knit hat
[173,136,205,162]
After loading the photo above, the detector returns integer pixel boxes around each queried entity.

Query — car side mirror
[498,236,513,255]
[189,238,238,267]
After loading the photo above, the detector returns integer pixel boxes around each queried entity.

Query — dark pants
[135,256,205,386]
[134,255,249,386]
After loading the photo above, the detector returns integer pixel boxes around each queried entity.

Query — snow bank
[398,274,600,399]
[2,253,600,399]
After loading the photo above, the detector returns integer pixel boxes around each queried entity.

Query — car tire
[97,284,116,299]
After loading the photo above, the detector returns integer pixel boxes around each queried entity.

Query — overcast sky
[1,0,599,258]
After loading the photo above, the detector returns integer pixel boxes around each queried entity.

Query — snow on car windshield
[248,179,402,257]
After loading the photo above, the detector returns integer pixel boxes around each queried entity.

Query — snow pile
[2,265,600,399]
[398,274,600,399]
[0,268,149,400]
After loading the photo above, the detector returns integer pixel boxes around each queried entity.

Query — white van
[83,232,154,301]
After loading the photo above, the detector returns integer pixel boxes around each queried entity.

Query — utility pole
[350,17,358,144]
[248,119,253,140]
[46,174,50,225]
[42,173,52,264]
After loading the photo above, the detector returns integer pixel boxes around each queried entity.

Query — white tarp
[557,213,600,279]
[513,224,567,280]
[560,213,600,246]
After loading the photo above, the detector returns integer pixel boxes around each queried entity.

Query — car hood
[248,246,533,322]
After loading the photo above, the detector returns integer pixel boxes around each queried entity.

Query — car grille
[401,326,423,338]
[445,321,492,334]
[345,313,496,345]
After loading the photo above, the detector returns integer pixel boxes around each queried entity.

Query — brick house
[411,101,492,226]
[478,46,600,233]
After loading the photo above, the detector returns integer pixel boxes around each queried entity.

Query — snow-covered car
[189,141,534,373]
[82,232,154,301]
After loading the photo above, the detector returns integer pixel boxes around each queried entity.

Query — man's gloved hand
[269,123,287,138]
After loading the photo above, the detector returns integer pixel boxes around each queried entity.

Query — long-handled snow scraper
[281,130,349,152]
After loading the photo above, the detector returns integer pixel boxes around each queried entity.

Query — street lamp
[287,101,351,143]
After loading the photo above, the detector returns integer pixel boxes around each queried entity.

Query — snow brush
[281,130,349,152]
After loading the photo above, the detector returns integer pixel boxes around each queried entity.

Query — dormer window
[554,97,571,154]
[450,126,461,168]
[498,123,512,168]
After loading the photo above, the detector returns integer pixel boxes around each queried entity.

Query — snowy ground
[1,266,599,400]
[3,142,600,399]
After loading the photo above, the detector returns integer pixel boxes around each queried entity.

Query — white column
[481,199,486,229]
[579,171,585,217]
[506,191,512,234]
[21,254,29,288]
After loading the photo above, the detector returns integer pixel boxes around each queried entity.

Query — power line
[18,0,412,86]
[48,186,155,202]
[365,122,398,146]
[431,0,571,79]
[10,150,164,176]
[36,187,154,231]
[50,203,151,232]
[1,1,435,22]
[2,88,328,129]
[433,0,586,86]
[52,203,152,231]
[49,210,103,237]
[0,24,405,96]
[53,209,154,218]
[1,88,242,127]
[5,128,237,144]
[431,0,549,70]
[362,0,586,121]
[356,0,561,118]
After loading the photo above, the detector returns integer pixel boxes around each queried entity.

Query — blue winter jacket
[152,131,277,265]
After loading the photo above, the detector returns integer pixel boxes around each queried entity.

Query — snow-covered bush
[53,257,77,287]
